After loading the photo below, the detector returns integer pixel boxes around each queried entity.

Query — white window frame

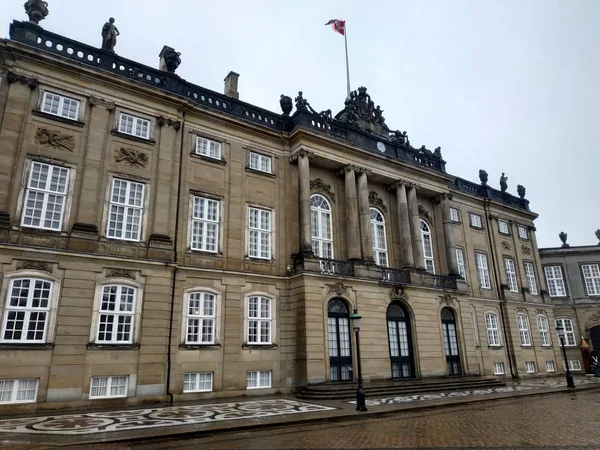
[89,375,129,399]
[248,152,272,174]
[476,252,491,289]
[185,291,216,345]
[195,136,222,160]
[517,314,531,346]
[456,248,467,280]
[517,226,529,240]
[449,207,459,222]
[498,220,510,234]
[485,312,501,347]
[581,264,600,296]
[544,266,566,297]
[493,362,505,375]
[564,360,582,371]
[41,91,80,121]
[420,219,435,273]
[536,315,551,347]
[371,208,388,267]
[117,112,151,140]
[525,361,536,373]
[190,196,220,252]
[0,379,39,404]
[469,213,482,228]
[246,295,273,345]
[248,206,272,259]
[95,284,137,344]
[21,161,70,231]
[183,372,213,392]
[545,361,556,372]
[555,318,577,346]
[310,195,334,260]
[524,262,538,295]
[504,258,519,293]
[106,178,146,242]
[246,370,272,389]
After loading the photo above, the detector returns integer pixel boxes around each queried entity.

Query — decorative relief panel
[107,269,134,279]
[368,191,387,213]
[310,178,335,202]
[521,245,531,255]
[115,147,148,168]
[326,281,348,296]
[35,127,75,152]
[501,241,512,251]
[390,285,408,301]
[18,261,51,272]
[418,205,431,221]
[440,293,457,306]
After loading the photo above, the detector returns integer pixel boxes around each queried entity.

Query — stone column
[290,149,314,255]
[407,184,425,270]
[338,165,361,260]
[393,182,414,268]
[440,193,459,275]
[357,168,374,262]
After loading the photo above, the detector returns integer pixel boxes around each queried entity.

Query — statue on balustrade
[478,169,488,186]
[499,172,508,192]
[24,0,49,25]
[101,17,120,52]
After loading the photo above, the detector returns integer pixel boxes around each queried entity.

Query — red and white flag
[325,19,345,36]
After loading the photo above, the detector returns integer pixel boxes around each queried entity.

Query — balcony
[381,267,411,284]
[318,258,355,277]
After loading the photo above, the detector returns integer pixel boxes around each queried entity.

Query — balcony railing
[318,258,355,277]
[381,267,411,284]
[430,274,458,290]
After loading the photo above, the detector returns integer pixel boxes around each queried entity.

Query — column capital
[157,115,182,130]
[89,95,116,111]
[407,182,421,191]
[388,179,410,191]
[289,148,314,163]
[335,164,359,177]
[357,167,372,177]
[431,192,453,204]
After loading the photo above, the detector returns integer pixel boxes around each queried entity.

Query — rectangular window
[107,178,145,241]
[1,278,52,343]
[248,207,271,259]
[456,248,467,280]
[246,370,272,389]
[537,315,551,346]
[96,285,136,344]
[524,262,538,295]
[89,376,128,399]
[504,258,519,292]
[544,266,566,297]
[191,197,220,252]
[118,113,150,140]
[186,292,216,344]
[183,372,213,392]
[469,213,482,228]
[518,226,529,240]
[450,207,459,222]
[248,152,272,173]
[493,362,505,375]
[247,296,272,344]
[525,361,536,373]
[0,379,38,404]
[195,136,222,160]
[485,313,501,346]
[517,315,531,346]
[476,252,491,289]
[41,91,80,120]
[498,220,510,234]
[567,360,582,371]
[555,318,577,346]
[21,161,69,231]
[581,264,600,296]
[545,361,556,372]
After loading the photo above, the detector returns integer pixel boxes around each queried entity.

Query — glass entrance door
[441,307,461,376]
[387,302,414,378]
[328,299,353,381]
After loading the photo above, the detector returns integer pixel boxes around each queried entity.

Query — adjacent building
[0,12,569,414]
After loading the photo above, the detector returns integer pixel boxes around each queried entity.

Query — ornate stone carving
[280,95,293,116]
[289,148,314,163]
[521,245,531,255]
[440,294,456,306]
[35,128,76,152]
[479,169,488,186]
[517,184,526,199]
[326,281,347,296]
[116,147,148,168]
[89,96,116,110]
[368,191,386,213]
[157,116,181,130]
[515,307,527,314]
[535,309,546,316]
[19,261,50,272]
[586,312,600,328]
[24,0,49,25]
[294,91,318,114]
[499,172,508,192]
[6,71,38,89]
[558,231,569,248]
[335,87,389,137]
[101,18,120,52]
[501,241,512,251]
[595,229,600,245]
[390,285,408,301]
[159,46,182,73]
[107,269,134,280]
[389,130,410,147]
[310,178,335,202]
[418,205,431,221]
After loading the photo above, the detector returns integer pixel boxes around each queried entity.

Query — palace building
[0,11,569,413]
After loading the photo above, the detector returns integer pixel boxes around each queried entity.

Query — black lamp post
[556,323,575,389]
[351,308,367,411]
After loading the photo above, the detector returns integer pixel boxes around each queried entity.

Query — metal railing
[318,258,355,277]
[381,267,411,284]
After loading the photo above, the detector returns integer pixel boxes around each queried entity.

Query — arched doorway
[387,302,414,379]
[327,299,353,382]
[441,307,461,376]
[590,325,600,359]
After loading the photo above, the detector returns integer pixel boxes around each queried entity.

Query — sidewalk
[1,377,599,449]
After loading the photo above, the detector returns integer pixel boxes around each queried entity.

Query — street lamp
[351,308,367,411]
[556,323,575,389]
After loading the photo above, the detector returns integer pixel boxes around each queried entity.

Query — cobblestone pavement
[95,390,600,449]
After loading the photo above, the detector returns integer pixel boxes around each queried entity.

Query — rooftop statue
[279,95,293,116]
[24,0,49,25]
[479,169,488,186]
[559,231,569,248]
[294,91,317,114]
[517,184,526,199]
[499,172,508,192]
[335,87,389,137]
[101,17,120,52]
[596,229,600,245]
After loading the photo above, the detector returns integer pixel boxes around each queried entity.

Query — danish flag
[325,19,346,36]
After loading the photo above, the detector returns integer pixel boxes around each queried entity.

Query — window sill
[188,249,223,257]
[498,232,511,237]
[520,345,533,349]
[245,166,276,178]
[245,256,274,263]
[86,343,140,350]
[242,344,278,350]
[111,129,156,145]
[488,346,503,350]
[17,225,67,236]
[32,109,85,127]
[469,225,484,231]
[0,343,54,350]
[179,344,221,350]
[190,152,227,165]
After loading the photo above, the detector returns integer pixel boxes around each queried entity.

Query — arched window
[420,219,435,273]
[310,194,333,259]
[485,312,501,346]
[517,314,531,346]
[370,208,388,266]
[536,315,551,346]
[387,302,414,378]
[185,291,217,344]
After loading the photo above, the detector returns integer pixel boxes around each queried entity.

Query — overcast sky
[2,1,598,248]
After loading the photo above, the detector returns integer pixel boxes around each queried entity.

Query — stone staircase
[297,376,506,400]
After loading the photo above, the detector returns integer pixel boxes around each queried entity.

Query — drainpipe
[483,199,516,379]
[166,109,187,403]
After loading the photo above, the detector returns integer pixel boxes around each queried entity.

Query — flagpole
[344,24,351,99]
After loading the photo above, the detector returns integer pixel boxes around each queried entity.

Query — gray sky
[2,1,598,248]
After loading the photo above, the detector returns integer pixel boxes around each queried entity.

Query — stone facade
[0,19,566,415]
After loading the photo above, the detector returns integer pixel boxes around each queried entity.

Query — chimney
[224,71,240,99]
